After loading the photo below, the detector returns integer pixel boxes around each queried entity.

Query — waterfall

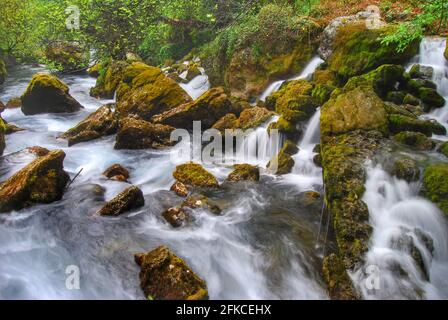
[180,67,210,100]
[351,164,448,299]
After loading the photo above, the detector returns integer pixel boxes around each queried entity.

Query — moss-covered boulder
[233,107,274,130]
[90,60,129,99]
[173,163,218,188]
[423,164,448,216]
[322,254,358,300]
[21,74,83,115]
[393,131,435,151]
[392,158,420,182]
[116,62,191,121]
[61,104,118,146]
[152,87,232,130]
[45,41,89,72]
[5,97,22,109]
[0,59,7,84]
[0,150,70,213]
[409,64,433,80]
[97,185,144,216]
[226,164,260,182]
[388,114,446,136]
[267,140,298,175]
[326,23,418,83]
[267,116,299,139]
[321,85,388,137]
[103,164,130,182]
[185,64,202,81]
[212,113,238,132]
[87,63,102,78]
[418,87,445,110]
[135,246,208,300]
[438,141,448,158]
[114,117,175,150]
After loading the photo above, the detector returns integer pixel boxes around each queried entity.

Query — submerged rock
[103,164,130,182]
[114,117,175,150]
[97,185,144,216]
[182,194,222,215]
[21,74,83,115]
[61,104,118,146]
[173,163,219,188]
[392,158,420,182]
[134,246,208,300]
[0,150,70,213]
[162,207,190,228]
[423,163,448,216]
[226,164,260,182]
[393,131,435,151]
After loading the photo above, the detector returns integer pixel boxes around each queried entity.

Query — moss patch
[423,164,448,216]
[173,163,219,188]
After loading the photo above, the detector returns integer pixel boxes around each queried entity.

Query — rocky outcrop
[152,87,232,130]
[114,117,175,150]
[423,164,448,216]
[90,60,129,99]
[173,163,219,188]
[45,41,89,72]
[0,150,70,213]
[97,185,144,216]
[116,62,191,120]
[103,164,130,182]
[61,104,118,146]
[21,74,83,115]
[134,246,208,300]
[226,164,260,182]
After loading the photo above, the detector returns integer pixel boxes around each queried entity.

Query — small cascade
[352,164,448,299]
[180,67,211,100]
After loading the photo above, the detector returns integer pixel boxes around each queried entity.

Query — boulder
[212,113,238,132]
[97,185,144,216]
[90,60,129,99]
[21,74,83,115]
[134,246,208,300]
[388,114,446,136]
[45,41,89,72]
[152,87,232,130]
[393,131,435,151]
[267,140,298,175]
[5,97,22,109]
[170,181,189,197]
[322,254,359,300]
[233,107,274,130]
[173,163,219,188]
[181,195,222,215]
[87,63,102,77]
[226,164,260,182]
[114,117,175,150]
[162,207,190,228]
[409,64,434,80]
[0,150,70,213]
[116,62,191,120]
[321,86,388,137]
[103,164,130,182]
[423,164,448,216]
[392,158,420,182]
[185,64,202,81]
[61,104,118,146]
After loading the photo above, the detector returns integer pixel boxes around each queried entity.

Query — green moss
[418,87,445,109]
[312,84,335,106]
[423,164,448,216]
[388,114,446,136]
[90,60,129,99]
[226,164,260,182]
[234,106,274,130]
[438,141,448,158]
[267,140,298,175]
[267,116,297,137]
[322,254,358,300]
[173,163,219,188]
[393,131,435,151]
[392,158,420,182]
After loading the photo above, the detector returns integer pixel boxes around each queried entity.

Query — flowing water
[0,61,327,299]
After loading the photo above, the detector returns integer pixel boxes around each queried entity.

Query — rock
[61,104,118,146]
[0,150,70,213]
[386,91,406,105]
[445,42,448,60]
[4,123,24,134]
[0,117,5,156]
[103,164,130,182]
[0,101,4,114]
[5,97,22,109]
[182,194,222,215]
[233,107,274,130]
[125,52,142,63]
[87,63,102,77]
[321,85,388,136]
[173,163,219,188]
[90,60,129,99]
[212,113,238,132]
[322,254,358,300]
[409,64,434,80]
[21,74,83,115]
[392,158,420,182]
[162,207,190,228]
[267,140,298,175]
[134,246,208,300]
[393,131,435,151]
[423,163,448,216]
[45,41,89,72]
[267,117,299,139]
[116,62,191,121]
[325,23,418,83]
[97,186,144,216]
[418,87,445,110]
[226,164,260,182]
[185,64,202,81]
[152,87,232,130]
[388,114,446,136]
[313,153,322,167]
[0,59,7,84]
[26,146,50,157]
[438,141,448,158]
[403,93,420,106]
[311,83,335,106]
[170,181,189,197]
[114,117,175,150]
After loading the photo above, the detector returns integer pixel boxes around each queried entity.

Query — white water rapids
[0,62,327,299]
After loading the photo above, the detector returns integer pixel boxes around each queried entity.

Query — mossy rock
[438,141,448,158]
[173,163,219,188]
[267,140,298,175]
[409,64,433,80]
[267,116,299,138]
[212,113,238,132]
[423,164,448,216]
[0,59,7,84]
[392,158,420,182]
[383,102,418,118]
[45,41,89,72]
[103,164,130,182]
[226,164,260,182]
[386,91,406,105]
[388,114,446,136]
[185,64,202,81]
[312,83,335,106]
[135,246,208,300]
[21,74,83,115]
[97,185,144,216]
[0,117,5,156]
[321,85,388,137]
[152,87,231,130]
[233,106,274,130]
[393,131,435,151]
[403,93,420,106]
[322,254,358,300]
[327,23,418,83]
[61,104,118,146]
[87,63,102,77]
[418,87,445,110]
[90,60,129,99]
[0,150,70,213]
[115,117,175,150]
[6,97,22,109]
[445,42,448,60]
